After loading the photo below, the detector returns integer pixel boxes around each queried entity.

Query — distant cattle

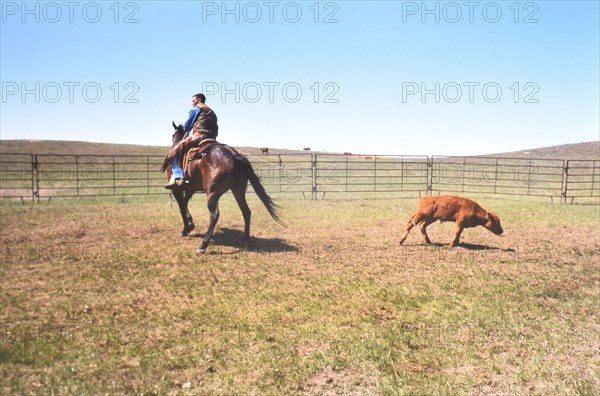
[399,196,503,247]
[303,147,311,151]
[343,152,352,156]
[260,147,269,154]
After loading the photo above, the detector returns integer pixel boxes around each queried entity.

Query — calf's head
[485,211,503,235]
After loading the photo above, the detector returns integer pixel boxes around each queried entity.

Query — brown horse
[162,123,283,253]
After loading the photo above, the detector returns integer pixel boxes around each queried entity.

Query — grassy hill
[1,139,598,159]
[486,141,599,160]
[0,140,169,156]
[0,140,307,157]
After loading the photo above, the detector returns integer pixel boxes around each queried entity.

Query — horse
[162,122,284,253]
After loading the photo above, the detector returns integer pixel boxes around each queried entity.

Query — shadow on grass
[187,227,299,255]
[456,243,515,253]
[405,242,515,253]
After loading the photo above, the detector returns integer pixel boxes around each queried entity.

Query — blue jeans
[172,158,184,178]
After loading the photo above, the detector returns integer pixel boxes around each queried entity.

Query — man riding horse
[166,93,219,189]
[161,97,284,253]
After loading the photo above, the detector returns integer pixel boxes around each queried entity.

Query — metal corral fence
[0,153,598,203]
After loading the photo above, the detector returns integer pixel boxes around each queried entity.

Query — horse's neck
[172,133,185,147]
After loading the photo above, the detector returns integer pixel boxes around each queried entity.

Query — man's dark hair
[193,93,206,103]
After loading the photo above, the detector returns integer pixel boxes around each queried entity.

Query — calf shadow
[407,242,515,253]
[456,243,515,253]
[188,227,299,255]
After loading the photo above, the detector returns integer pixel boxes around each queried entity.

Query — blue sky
[1,0,599,155]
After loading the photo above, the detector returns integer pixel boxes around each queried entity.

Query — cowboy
[166,93,219,188]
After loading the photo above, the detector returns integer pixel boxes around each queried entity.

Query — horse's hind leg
[232,184,251,242]
[197,192,221,254]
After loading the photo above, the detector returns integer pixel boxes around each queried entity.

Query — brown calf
[260,147,269,154]
[399,196,503,247]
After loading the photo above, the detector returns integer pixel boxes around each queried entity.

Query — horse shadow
[188,227,299,255]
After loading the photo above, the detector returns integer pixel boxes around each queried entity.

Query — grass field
[1,192,598,395]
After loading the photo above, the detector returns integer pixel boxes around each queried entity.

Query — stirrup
[165,176,185,189]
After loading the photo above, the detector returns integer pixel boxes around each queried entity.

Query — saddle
[183,138,217,173]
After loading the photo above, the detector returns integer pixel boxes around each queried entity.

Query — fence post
[523,160,530,196]
[113,155,117,195]
[373,157,377,192]
[594,160,600,199]
[311,153,317,200]
[494,158,499,195]
[147,156,150,194]
[75,155,80,197]
[345,154,349,192]
[561,159,569,204]
[31,154,39,202]
[427,157,433,195]
[278,155,283,193]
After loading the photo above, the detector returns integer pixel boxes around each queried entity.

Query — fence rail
[1,153,598,203]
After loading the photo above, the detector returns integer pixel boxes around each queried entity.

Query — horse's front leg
[197,193,220,254]
[173,188,195,236]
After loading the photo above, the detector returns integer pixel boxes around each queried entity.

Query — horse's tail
[241,157,285,226]
[160,136,196,172]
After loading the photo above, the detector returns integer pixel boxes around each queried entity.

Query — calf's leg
[399,212,427,245]
[419,219,435,244]
[399,217,417,245]
[450,223,464,247]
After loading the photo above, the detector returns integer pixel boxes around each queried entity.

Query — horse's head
[171,121,185,147]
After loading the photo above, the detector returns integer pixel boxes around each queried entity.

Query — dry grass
[1,195,599,395]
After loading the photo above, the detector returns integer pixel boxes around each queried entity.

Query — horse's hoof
[180,223,195,237]
[196,248,205,254]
